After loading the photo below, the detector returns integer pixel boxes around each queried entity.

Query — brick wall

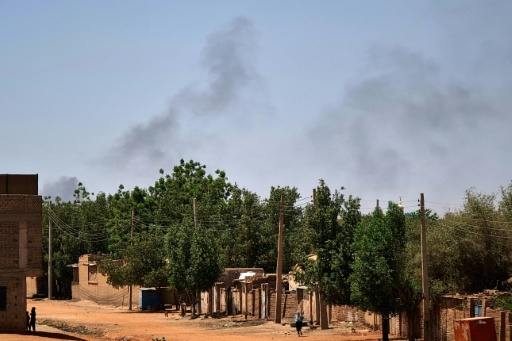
[432,296,511,341]
[0,271,27,332]
[0,195,42,275]
[0,221,18,268]
[331,305,365,322]
[0,193,42,332]
[268,292,300,322]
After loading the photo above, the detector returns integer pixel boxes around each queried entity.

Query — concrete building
[0,174,42,332]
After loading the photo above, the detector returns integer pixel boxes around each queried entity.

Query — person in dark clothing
[26,311,30,331]
[29,307,36,332]
[294,311,303,336]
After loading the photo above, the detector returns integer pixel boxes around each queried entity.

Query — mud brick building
[0,174,42,332]
[70,254,139,308]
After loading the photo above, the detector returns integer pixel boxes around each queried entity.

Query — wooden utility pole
[48,202,53,300]
[274,196,284,324]
[245,281,249,319]
[315,189,328,330]
[192,198,202,314]
[193,198,198,228]
[129,210,134,311]
[420,193,431,341]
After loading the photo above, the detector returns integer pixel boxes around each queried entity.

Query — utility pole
[315,189,328,330]
[312,189,320,325]
[420,193,431,341]
[193,198,198,228]
[274,196,284,324]
[48,202,53,300]
[192,198,202,314]
[129,210,134,311]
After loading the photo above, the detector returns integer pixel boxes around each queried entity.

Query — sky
[1,1,511,214]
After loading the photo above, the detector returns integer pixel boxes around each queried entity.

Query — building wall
[300,290,317,323]
[71,255,138,308]
[0,270,27,332]
[0,188,42,332]
[433,296,510,341]
[331,304,365,323]
[0,195,42,276]
[26,277,41,298]
[0,174,38,195]
[268,292,300,322]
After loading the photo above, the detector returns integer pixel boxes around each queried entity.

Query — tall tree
[151,159,232,226]
[166,221,223,317]
[99,226,169,289]
[296,180,360,317]
[350,202,406,341]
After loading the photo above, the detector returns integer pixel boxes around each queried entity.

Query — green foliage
[295,180,360,306]
[166,222,223,305]
[426,187,512,296]
[350,202,406,315]
[220,186,266,268]
[263,186,304,272]
[495,292,512,311]
[99,226,169,288]
[151,159,232,225]
[41,156,512,329]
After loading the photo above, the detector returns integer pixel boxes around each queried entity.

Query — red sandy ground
[1,298,399,341]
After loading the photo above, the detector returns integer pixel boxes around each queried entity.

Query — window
[73,267,79,283]
[0,286,6,311]
[88,265,98,283]
[474,299,483,317]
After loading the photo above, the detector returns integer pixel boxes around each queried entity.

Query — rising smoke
[306,0,512,204]
[42,176,79,202]
[98,17,257,172]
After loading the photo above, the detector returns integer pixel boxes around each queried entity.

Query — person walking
[294,311,303,337]
[29,307,36,332]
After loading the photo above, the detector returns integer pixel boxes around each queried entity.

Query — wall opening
[0,286,6,311]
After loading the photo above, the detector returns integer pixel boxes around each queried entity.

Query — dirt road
[1,299,387,341]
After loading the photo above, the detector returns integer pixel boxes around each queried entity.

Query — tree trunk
[191,299,196,317]
[197,290,202,315]
[319,293,329,329]
[382,314,389,341]
[407,309,416,341]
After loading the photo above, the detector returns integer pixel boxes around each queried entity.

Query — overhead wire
[45,195,512,245]
[47,207,123,243]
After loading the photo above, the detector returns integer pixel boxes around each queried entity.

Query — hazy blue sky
[1,1,511,213]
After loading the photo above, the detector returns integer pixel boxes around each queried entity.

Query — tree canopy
[42,159,512,336]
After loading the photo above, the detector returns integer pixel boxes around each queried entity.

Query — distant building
[0,174,42,332]
[70,254,138,308]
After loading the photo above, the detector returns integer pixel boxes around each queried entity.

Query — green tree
[151,159,232,226]
[99,226,169,288]
[220,186,265,268]
[261,186,304,273]
[43,182,110,298]
[427,188,512,295]
[295,180,360,330]
[166,222,223,317]
[350,202,406,341]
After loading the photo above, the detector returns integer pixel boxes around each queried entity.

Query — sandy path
[1,299,389,341]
